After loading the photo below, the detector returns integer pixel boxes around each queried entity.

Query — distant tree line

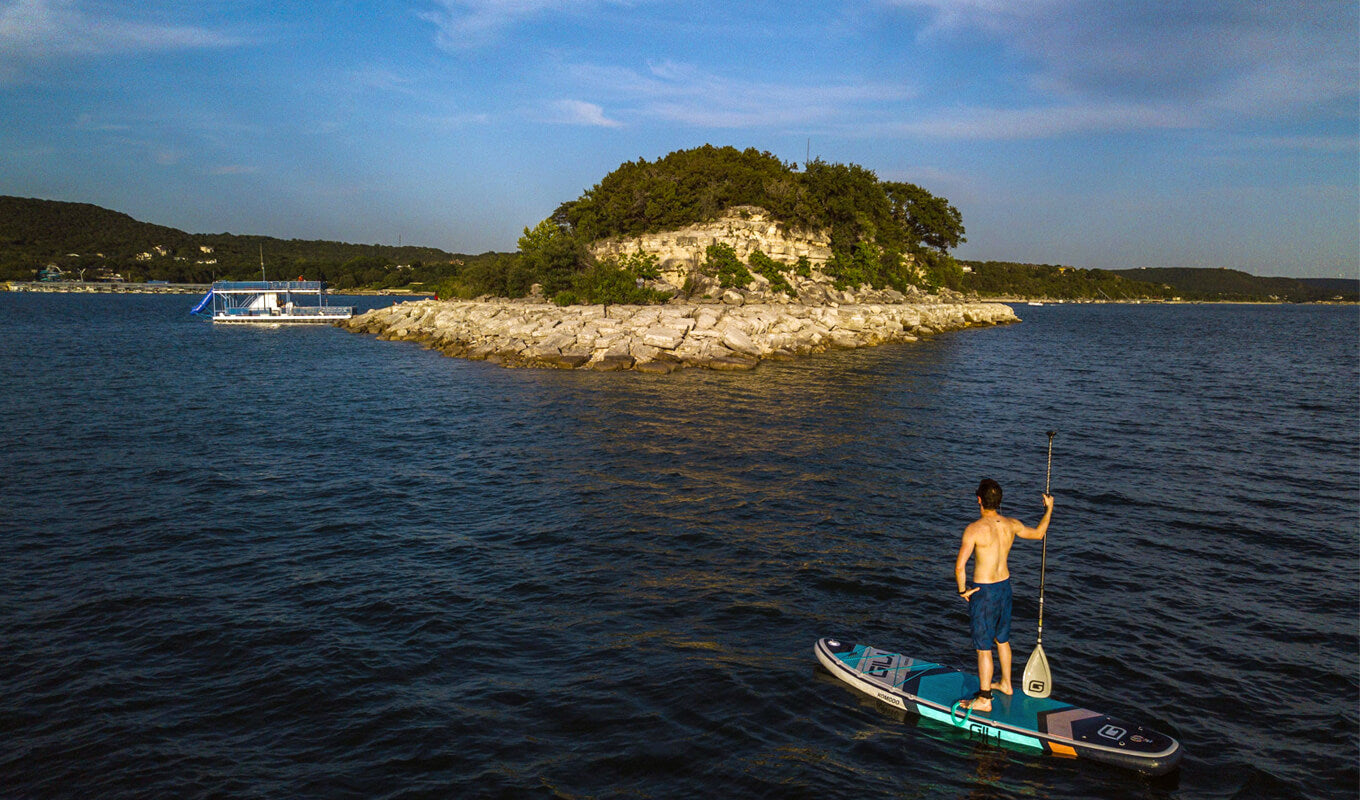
[1110,267,1356,303]
[962,262,1357,302]
[0,195,476,289]
[960,262,1174,300]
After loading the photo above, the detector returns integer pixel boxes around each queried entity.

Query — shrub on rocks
[748,249,796,296]
[555,259,672,306]
[702,243,753,290]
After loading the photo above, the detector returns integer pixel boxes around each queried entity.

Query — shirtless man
[954,478,1053,712]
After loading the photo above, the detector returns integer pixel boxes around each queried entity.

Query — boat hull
[212,313,350,324]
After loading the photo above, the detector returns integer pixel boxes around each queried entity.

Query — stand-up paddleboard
[815,638,1182,776]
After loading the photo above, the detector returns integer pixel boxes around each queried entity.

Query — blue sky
[1,0,1356,278]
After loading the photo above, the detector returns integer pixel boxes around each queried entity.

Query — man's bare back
[953,480,1053,712]
[959,513,1038,586]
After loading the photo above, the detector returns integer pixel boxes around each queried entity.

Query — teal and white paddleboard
[815,638,1182,776]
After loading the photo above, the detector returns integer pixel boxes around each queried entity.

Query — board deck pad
[815,638,1182,776]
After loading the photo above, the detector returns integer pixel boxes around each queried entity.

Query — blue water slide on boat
[189,289,214,315]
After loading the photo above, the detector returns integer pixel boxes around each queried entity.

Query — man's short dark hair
[977,478,1002,510]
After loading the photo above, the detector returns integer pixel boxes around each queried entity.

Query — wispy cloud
[347,65,421,97]
[0,0,247,81]
[886,0,1358,127]
[566,60,912,129]
[420,0,634,49]
[548,99,621,128]
[328,63,496,131]
[876,101,1197,141]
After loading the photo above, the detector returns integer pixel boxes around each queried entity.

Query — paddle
[1021,430,1057,698]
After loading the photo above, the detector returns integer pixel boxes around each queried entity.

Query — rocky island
[341,293,1017,373]
[340,146,1019,371]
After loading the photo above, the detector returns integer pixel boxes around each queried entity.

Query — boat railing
[212,281,326,292]
[219,306,352,317]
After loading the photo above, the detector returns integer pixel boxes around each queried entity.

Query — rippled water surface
[2,294,1356,799]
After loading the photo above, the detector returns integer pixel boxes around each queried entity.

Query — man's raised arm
[1016,494,1055,540]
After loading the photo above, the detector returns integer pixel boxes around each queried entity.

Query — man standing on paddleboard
[954,478,1053,712]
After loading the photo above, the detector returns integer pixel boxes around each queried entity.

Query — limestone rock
[641,326,687,350]
[720,326,760,356]
[591,351,635,371]
[708,355,759,371]
[540,352,590,369]
[636,360,677,374]
[339,296,1019,374]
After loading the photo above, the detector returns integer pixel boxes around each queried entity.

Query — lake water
[1,294,1356,800]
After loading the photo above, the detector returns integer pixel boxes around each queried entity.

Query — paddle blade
[1022,644,1052,698]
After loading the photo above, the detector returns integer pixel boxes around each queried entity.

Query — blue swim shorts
[968,579,1013,651]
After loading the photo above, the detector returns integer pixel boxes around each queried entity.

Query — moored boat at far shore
[191,280,353,324]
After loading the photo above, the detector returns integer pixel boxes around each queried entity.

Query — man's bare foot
[990,681,1013,696]
[959,694,992,713]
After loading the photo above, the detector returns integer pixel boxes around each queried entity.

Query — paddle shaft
[1036,431,1055,644]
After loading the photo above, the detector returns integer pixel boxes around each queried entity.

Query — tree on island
[435,145,971,303]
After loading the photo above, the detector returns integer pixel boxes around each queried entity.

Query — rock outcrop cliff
[589,206,837,289]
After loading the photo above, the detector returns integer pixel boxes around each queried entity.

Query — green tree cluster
[539,145,967,296]
[552,251,670,306]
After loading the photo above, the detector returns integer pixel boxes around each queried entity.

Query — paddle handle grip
[1037,431,1055,634]
[1045,430,1056,494]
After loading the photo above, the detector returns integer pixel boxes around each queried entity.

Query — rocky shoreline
[339,297,1019,373]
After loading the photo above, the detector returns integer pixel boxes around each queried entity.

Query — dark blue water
[1,294,1356,799]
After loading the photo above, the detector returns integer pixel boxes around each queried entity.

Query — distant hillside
[955,261,1355,302]
[0,196,495,290]
[1298,277,1359,297]
[961,261,1175,300]
[1112,267,1357,302]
